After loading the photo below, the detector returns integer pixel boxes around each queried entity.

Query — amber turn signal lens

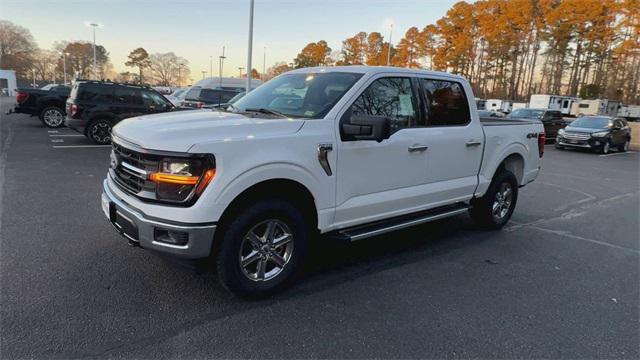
[196,169,216,195]
[149,173,199,185]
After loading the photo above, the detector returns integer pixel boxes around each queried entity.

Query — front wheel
[599,140,611,154]
[470,170,518,230]
[39,106,65,128]
[216,199,309,298]
[619,139,630,152]
[87,119,113,145]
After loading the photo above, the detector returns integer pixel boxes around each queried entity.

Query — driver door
[333,76,430,228]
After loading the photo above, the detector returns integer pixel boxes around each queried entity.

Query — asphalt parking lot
[1,96,638,359]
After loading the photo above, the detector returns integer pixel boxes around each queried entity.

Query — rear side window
[350,77,419,134]
[114,87,142,105]
[420,79,470,126]
[78,86,113,103]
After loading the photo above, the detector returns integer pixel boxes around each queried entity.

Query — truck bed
[480,117,540,126]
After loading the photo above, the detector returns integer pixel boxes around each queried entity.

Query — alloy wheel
[90,122,111,144]
[238,219,294,282]
[43,109,64,127]
[492,182,513,221]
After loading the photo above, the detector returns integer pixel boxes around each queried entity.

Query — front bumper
[102,179,216,259]
[556,136,606,149]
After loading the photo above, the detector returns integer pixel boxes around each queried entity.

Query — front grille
[563,131,591,140]
[111,142,159,196]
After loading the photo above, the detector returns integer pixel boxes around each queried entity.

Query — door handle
[465,140,482,147]
[408,145,428,152]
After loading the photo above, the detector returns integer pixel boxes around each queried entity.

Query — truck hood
[112,110,305,152]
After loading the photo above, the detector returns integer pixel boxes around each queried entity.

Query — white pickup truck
[102,66,545,297]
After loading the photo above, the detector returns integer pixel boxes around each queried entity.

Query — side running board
[332,203,469,242]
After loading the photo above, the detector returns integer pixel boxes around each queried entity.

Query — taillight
[196,102,204,109]
[70,104,79,118]
[16,91,28,104]
[538,132,546,158]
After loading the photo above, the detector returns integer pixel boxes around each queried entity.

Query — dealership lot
[1,97,638,358]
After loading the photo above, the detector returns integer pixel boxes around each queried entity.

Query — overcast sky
[2,0,459,79]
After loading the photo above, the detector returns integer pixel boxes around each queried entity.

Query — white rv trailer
[617,105,640,121]
[529,94,579,115]
[194,77,263,91]
[475,98,487,110]
[512,102,528,111]
[570,99,621,117]
[485,99,513,113]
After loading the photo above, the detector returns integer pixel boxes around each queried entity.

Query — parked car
[101,66,544,297]
[11,85,70,127]
[180,87,241,109]
[164,87,190,107]
[478,110,505,118]
[507,108,565,140]
[65,81,175,145]
[211,91,247,110]
[556,116,631,154]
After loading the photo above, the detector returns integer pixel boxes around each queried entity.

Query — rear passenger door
[418,77,484,205]
[113,87,146,120]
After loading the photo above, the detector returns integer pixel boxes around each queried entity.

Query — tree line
[282,0,639,104]
[0,19,192,86]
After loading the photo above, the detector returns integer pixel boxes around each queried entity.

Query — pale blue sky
[1,0,459,79]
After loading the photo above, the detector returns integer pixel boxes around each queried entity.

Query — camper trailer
[512,102,528,111]
[529,94,579,115]
[571,99,621,117]
[475,98,487,110]
[485,99,513,113]
[617,105,640,121]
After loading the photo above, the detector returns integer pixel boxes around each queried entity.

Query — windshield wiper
[244,108,288,118]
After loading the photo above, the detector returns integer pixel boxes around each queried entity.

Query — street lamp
[238,67,244,78]
[262,46,266,81]
[219,46,226,88]
[32,69,36,88]
[210,56,213,82]
[177,63,184,87]
[84,21,102,80]
[246,0,255,93]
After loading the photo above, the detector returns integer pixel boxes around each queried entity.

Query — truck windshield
[231,72,363,119]
[569,117,610,129]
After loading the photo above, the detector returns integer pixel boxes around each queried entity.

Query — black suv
[556,116,631,154]
[180,87,241,109]
[65,81,175,144]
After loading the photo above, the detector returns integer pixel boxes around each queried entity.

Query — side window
[142,90,169,106]
[114,87,142,105]
[420,79,470,126]
[350,77,419,134]
[78,86,113,103]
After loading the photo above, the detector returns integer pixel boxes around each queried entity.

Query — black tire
[216,199,309,298]
[470,169,518,230]
[599,140,611,154]
[39,106,65,128]
[555,143,564,150]
[619,139,630,152]
[86,118,113,145]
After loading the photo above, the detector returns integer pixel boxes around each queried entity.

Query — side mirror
[342,113,391,142]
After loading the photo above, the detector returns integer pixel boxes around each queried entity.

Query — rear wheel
[216,199,309,298]
[39,106,65,128]
[87,119,113,145]
[470,170,518,230]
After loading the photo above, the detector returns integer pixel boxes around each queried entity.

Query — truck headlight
[149,156,215,202]
[558,129,565,137]
[591,131,609,138]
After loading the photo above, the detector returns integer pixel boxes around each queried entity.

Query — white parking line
[52,145,111,149]
[51,139,64,143]
[48,134,84,137]
[599,151,636,157]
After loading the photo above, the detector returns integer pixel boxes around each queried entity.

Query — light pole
[209,56,213,81]
[238,67,244,78]
[201,71,207,80]
[246,0,254,93]
[62,52,69,85]
[85,21,101,79]
[386,23,393,66]
[262,46,266,81]
[32,69,36,88]
[177,63,184,87]
[219,46,226,88]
